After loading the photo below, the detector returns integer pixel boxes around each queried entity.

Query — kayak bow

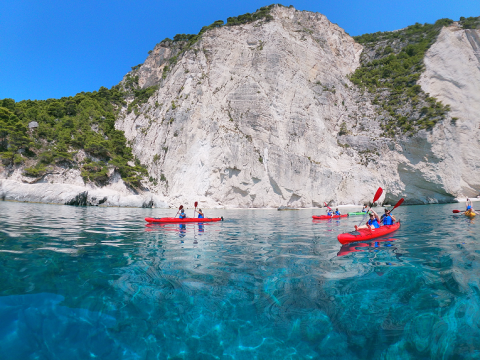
[145,217,223,223]
[337,222,401,244]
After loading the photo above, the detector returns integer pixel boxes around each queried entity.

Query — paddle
[379,198,404,225]
[324,202,333,216]
[194,201,198,217]
[453,208,474,214]
[453,201,475,213]
[390,198,404,214]
[174,205,183,218]
[358,187,383,226]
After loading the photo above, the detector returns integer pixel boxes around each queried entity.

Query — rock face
[0,165,168,208]
[116,7,479,207]
[1,7,479,208]
[118,6,378,208]
[418,25,480,198]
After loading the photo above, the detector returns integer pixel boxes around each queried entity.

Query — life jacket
[327,211,333,216]
[382,215,394,226]
[179,213,186,219]
[198,214,204,219]
[335,211,340,215]
[368,218,380,229]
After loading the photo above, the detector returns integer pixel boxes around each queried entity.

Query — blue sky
[1,0,479,101]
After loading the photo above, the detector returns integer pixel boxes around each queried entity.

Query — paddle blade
[453,210,461,213]
[179,205,183,210]
[393,198,404,210]
[194,202,198,208]
[324,202,332,210]
[372,187,383,203]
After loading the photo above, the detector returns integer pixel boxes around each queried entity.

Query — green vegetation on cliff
[351,18,456,135]
[0,87,147,187]
[150,5,279,79]
[459,16,480,29]
[162,4,277,49]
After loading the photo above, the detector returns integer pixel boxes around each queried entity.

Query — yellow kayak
[465,210,476,217]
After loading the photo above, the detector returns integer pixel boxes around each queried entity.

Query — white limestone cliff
[418,25,480,198]
[1,7,479,208]
[117,7,480,207]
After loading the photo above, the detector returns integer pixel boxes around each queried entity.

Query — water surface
[0,201,478,359]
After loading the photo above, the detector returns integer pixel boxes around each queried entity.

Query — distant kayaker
[466,198,474,212]
[362,205,368,213]
[179,209,187,219]
[335,208,341,215]
[197,209,204,219]
[463,198,475,215]
[380,208,396,225]
[356,210,380,230]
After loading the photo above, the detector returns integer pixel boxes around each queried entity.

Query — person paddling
[326,208,333,216]
[335,208,341,215]
[197,209,205,219]
[465,198,475,213]
[380,208,396,225]
[179,209,187,219]
[362,205,368,213]
[356,210,381,230]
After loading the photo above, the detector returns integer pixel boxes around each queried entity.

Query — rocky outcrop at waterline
[0,167,168,208]
[0,6,479,207]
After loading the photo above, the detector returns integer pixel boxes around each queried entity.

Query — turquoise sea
[0,201,478,359]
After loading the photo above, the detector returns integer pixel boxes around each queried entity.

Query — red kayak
[312,214,349,220]
[145,217,223,223]
[337,222,401,244]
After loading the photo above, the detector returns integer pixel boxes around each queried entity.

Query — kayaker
[466,199,474,212]
[326,208,333,216]
[465,205,475,216]
[362,205,368,213]
[335,208,341,215]
[179,209,187,219]
[380,208,396,225]
[356,210,381,230]
[198,209,204,219]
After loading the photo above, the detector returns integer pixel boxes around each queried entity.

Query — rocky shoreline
[0,179,168,208]
[0,177,463,208]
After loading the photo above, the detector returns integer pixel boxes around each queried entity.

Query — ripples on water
[0,201,479,359]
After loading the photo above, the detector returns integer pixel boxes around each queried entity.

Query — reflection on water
[337,238,398,257]
[0,201,479,358]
